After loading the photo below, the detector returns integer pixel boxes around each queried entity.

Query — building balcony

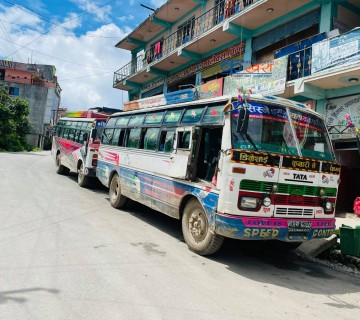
[281,28,360,101]
[114,0,315,91]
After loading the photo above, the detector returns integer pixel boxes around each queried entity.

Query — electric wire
[0,20,22,61]
[0,19,121,38]
[2,0,119,59]
[0,34,114,70]
[59,71,113,81]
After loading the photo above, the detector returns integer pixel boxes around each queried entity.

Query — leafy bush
[0,86,31,151]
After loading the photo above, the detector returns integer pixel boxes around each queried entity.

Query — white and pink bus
[52,117,107,187]
[96,94,340,255]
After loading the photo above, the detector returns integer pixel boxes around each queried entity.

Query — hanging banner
[197,78,224,99]
[123,94,167,111]
[326,94,360,140]
[311,28,360,74]
[223,56,287,96]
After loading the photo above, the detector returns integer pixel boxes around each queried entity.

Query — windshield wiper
[241,133,260,151]
[242,133,276,165]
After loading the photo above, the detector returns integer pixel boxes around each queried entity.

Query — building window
[177,17,195,46]
[9,87,20,96]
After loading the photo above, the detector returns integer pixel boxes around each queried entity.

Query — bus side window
[178,130,191,149]
[79,131,84,144]
[63,128,69,139]
[118,129,126,147]
[144,128,160,151]
[139,128,147,149]
[102,129,114,145]
[68,128,75,141]
[74,130,80,143]
[159,130,175,153]
[127,128,141,148]
[111,129,121,146]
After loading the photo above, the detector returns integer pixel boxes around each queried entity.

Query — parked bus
[52,117,107,187]
[96,94,340,255]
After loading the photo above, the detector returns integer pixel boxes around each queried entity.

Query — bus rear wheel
[56,154,69,175]
[78,162,90,188]
[109,174,127,209]
[182,199,224,255]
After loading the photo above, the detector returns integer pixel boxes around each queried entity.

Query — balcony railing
[114,0,258,86]
[287,47,312,81]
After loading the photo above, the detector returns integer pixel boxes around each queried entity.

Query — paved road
[0,151,359,320]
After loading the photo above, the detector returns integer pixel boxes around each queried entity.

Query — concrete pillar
[243,37,253,64]
[319,0,338,33]
[316,99,326,116]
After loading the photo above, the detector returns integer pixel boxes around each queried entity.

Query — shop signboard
[312,28,360,74]
[326,94,360,140]
[123,94,166,111]
[167,42,245,85]
[223,56,287,96]
[197,78,224,99]
[165,89,195,105]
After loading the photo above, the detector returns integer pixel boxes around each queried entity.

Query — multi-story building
[0,60,61,148]
[112,0,360,212]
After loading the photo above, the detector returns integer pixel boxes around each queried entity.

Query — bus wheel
[109,174,127,209]
[78,162,90,188]
[182,199,224,255]
[56,154,69,175]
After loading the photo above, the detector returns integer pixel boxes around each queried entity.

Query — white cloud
[0,4,44,29]
[70,0,112,23]
[150,0,167,9]
[0,4,131,111]
[117,14,134,22]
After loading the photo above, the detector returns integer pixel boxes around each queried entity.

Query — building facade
[113,0,360,211]
[0,60,61,148]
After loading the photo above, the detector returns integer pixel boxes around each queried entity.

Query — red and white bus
[52,117,107,187]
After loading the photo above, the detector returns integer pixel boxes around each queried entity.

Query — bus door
[169,126,196,180]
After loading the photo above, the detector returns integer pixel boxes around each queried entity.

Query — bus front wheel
[78,162,90,188]
[56,154,69,175]
[182,199,224,255]
[109,174,127,209]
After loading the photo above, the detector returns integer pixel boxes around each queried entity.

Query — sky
[0,0,167,111]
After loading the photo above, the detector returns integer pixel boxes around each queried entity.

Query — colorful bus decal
[97,159,219,222]
[215,214,335,240]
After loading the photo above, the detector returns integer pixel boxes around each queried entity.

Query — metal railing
[287,47,312,81]
[114,0,258,86]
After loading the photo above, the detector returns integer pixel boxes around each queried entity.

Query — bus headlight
[319,188,325,196]
[240,197,259,209]
[325,201,333,212]
[263,197,271,207]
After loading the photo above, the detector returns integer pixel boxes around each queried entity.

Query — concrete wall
[3,80,60,147]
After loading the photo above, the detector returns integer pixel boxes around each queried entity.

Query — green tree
[0,86,31,151]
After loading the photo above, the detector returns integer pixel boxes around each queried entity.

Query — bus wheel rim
[188,210,207,241]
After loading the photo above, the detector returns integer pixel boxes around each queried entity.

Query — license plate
[288,221,312,232]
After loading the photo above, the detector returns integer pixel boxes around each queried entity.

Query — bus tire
[182,199,224,256]
[78,162,90,188]
[109,174,127,209]
[56,154,70,175]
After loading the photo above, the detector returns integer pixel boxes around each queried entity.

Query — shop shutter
[253,10,321,52]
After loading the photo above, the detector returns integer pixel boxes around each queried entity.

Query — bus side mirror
[236,108,249,134]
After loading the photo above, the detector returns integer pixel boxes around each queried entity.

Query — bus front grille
[275,207,314,217]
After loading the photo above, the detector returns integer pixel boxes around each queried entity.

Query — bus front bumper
[215,213,335,242]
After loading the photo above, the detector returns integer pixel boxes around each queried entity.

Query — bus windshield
[231,102,334,161]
